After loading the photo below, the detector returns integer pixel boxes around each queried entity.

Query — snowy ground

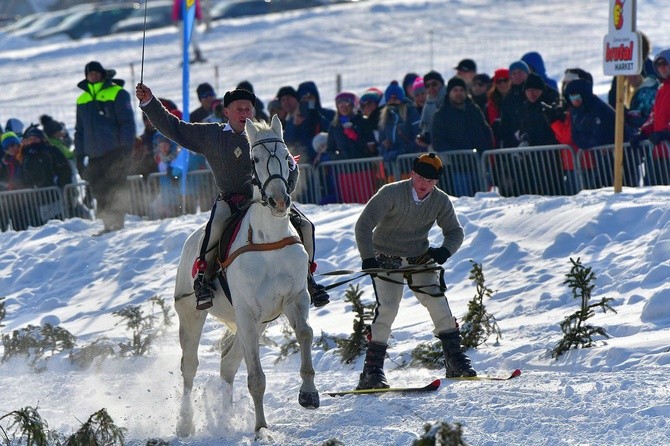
[2,188,670,445]
[2,1,670,445]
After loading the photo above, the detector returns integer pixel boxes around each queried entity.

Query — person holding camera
[283,81,334,165]
[378,81,422,161]
[354,153,476,390]
[417,70,447,149]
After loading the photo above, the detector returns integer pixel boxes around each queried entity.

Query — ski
[325,379,441,397]
[445,369,522,381]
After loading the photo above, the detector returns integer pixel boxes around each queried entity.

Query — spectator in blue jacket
[378,81,422,162]
[75,61,136,234]
[565,78,635,187]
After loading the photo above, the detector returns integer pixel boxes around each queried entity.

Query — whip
[139,0,149,84]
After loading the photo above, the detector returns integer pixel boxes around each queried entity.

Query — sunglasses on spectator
[495,78,510,84]
[655,58,668,68]
[569,94,582,102]
[336,98,354,105]
[425,81,441,88]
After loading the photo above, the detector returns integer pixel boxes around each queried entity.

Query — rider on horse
[135,83,330,310]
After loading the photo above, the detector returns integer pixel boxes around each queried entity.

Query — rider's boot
[307,272,330,307]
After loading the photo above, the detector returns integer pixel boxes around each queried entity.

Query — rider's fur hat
[223,89,256,108]
[412,153,444,180]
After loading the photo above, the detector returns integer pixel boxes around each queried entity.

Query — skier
[355,153,476,389]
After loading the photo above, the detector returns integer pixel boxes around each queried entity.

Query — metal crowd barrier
[4,144,669,231]
[0,182,94,232]
[292,163,321,204]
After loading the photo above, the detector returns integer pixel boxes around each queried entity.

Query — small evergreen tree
[410,340,443,369]
[335,284,375,363]
[113,305,156,356]
[460,260,501,349]
[65,408,126,446]
[0,406,60,446]
[552,257,617,359]
[413,421,469,446]
[69,338,116,369]
[1,323,76,366]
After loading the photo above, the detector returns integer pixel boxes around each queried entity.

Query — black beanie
[223,89,256,108]
[196,82,215,99]
[276,85,299,100]
[524,73,546,91]
[39,115,63,137]
[236,80,254,93]
[423,70,445,85]
[446,76,467,95]
[85,61,105,76]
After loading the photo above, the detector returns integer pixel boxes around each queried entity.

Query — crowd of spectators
[2,35,670,231]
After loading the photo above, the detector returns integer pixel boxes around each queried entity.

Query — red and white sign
[603,0,641,76]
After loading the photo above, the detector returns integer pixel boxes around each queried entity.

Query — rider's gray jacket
[142,97,255,199]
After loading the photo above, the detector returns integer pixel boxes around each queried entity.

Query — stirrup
[194,275,214,310]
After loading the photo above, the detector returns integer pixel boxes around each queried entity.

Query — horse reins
[250,138,291,205]
[318,264,448,297]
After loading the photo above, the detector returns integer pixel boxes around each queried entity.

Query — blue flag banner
[180,0,196,197]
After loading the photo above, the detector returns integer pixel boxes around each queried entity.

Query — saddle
[210,206,303,303]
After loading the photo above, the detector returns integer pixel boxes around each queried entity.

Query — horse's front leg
[284,290,319,409]
[236,316,268,432]
[175,296,207,437]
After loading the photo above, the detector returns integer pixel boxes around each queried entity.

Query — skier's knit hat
[412,153,444,180]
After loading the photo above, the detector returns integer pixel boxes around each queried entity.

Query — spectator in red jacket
[630,49,670,185]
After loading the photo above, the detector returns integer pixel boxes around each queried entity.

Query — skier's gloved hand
[362,257,380,271]
[426,247,451,264]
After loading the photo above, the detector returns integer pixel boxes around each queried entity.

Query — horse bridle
[250,137,292,206]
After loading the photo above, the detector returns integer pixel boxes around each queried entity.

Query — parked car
[111,0,173,34]
[8,9,73,39]
[34,3,139,40]
[211,0,325,20]
[0,13,40,34]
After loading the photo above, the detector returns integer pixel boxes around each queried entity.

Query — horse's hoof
[298,390,320,409]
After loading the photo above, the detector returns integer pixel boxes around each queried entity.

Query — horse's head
[245,115,296,217]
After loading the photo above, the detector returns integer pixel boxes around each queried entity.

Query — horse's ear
[245,118,257,140]
[270,113,283,137]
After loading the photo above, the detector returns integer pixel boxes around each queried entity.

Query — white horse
[173,115,319,436]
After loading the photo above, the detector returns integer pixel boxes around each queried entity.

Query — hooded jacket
[521,51,559,91]
[565,79,632,149]
[75,76,136,161]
